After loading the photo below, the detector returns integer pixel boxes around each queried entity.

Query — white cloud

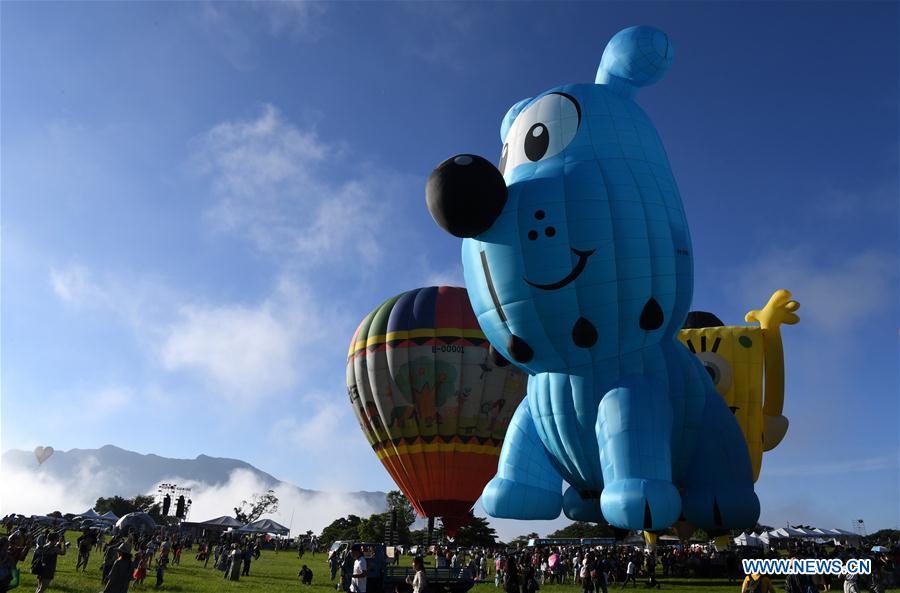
[193,104,407,267]
[0,455,118,516]
[49,265,109,305]
[47,260,335,403]
[161,303,296,397]
[159,279,331,400]
[727,248,896,334]
[270,395,348,450]
[164,469,383,534]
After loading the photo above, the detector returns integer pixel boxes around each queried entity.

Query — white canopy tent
[733,532,764,547]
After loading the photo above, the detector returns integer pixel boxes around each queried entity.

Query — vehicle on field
[329,541,475,593]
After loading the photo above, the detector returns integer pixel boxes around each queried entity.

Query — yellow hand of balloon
[745,289,800,330]
[745,289,800,449]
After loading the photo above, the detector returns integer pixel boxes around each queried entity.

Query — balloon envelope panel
[347,286,527,522]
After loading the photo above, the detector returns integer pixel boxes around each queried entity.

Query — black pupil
[705,364,719,384]
[499,143,509,174]
[524,123,549,162]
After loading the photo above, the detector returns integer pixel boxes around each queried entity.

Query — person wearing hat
[102,541,133,593]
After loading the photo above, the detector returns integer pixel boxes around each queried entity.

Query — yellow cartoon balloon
[679,289,799,481]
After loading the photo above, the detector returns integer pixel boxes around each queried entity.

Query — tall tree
[320,515,363,546]
[358,513,388,542]
[453,517,498,547]
[234,490,279,524]
[95,495,139,518]
[547,522,616,538]
[509,532,539,547]
[385,490,417,528]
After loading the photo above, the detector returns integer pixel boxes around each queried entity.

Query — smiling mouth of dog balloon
[424,26,761,532]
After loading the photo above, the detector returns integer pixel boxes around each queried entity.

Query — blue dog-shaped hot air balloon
[425,26,760,531]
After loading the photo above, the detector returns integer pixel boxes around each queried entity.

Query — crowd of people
[0,516,299,593]
[431,540,898,593]
[1,515,898,593]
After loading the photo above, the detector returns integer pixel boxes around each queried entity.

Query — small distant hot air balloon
[346,286,527,536]
[34,446,54,465]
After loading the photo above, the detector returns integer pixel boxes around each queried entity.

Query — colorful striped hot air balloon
[346,286,527,535]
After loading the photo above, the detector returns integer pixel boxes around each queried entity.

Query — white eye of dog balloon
[500,92,580,176]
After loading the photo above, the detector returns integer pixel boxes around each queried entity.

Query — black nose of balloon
[426,154,508,238]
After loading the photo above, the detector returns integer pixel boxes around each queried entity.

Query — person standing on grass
[102,541,133,593]
[33,531,66,593]
[620,556,637,589]
[226,544,241,581]
[133,550,148,588]
[75,530,94,572]
[154,555,167,590]
[241,544,252,576]
[406,557,427,593]
[102,537,121,584]
[1,537,16,593]
[580,556,593,593]
[350,545,367,593]
[329,547,341,581]
[503,557,520,593]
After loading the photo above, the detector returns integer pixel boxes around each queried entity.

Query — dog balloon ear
[596,26,674,99]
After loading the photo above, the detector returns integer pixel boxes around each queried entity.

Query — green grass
[4,531,897,593]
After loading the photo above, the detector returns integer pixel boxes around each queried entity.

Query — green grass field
[4,531,897,593]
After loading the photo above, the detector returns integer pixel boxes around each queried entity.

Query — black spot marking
[712,497,723,527]
[572,317,598,348]
[528,230,538,241]
[534,210,545,220]
[489,344,510,368]
[545,226,556,237]
[640,297,665,330]
[507,334,534,364]
[739,335,753,348]
[644,499,653,529]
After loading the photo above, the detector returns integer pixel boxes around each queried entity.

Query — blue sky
[2,2,897,538]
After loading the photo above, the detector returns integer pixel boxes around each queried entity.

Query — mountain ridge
[1,444,387,513]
